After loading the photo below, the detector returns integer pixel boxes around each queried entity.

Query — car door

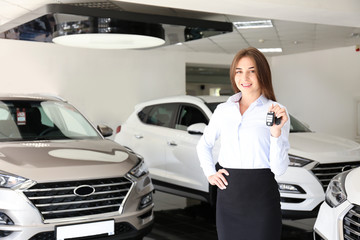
[131,103,178,183]
[164,103,211,192]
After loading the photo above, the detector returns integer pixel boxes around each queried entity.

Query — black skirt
[216,168,281,240]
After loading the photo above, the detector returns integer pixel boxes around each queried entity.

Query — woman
[196,47,290,240]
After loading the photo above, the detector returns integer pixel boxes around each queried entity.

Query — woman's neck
[239,93,261,115]
[239,92,261,106]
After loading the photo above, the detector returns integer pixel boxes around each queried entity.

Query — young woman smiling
[197,47,290,240]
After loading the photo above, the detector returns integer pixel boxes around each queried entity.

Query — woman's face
[234,56,261,97]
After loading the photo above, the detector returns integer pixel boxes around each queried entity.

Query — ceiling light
[53,34,165,49]
[233,20,273,29]
[258,48,282,53]
[0,4,233,49]
[52,17,165,49]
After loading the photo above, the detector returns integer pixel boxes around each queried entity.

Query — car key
[266,111,282,126]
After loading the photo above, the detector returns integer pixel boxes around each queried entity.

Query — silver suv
[0,94,154,240]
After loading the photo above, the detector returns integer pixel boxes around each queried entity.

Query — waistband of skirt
[220,167,272,174]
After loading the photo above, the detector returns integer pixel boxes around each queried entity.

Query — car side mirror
[97,124,113,137]
[187,123,207,135]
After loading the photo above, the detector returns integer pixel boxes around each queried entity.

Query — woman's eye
[235,71,242,74]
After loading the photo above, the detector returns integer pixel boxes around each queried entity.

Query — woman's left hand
[269,104,288,138]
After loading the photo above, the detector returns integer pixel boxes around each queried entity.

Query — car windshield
[206,101,311,133]
[0,100,101,141]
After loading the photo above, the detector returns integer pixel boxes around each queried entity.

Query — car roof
[135,95,229,110]
[197,95,229,103]
[0,94,66,102]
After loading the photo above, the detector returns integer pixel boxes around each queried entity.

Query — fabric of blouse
[196,92,290,178]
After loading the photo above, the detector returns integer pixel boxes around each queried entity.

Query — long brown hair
[229,47,276,101]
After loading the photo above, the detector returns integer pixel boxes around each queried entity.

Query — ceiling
[1,0,360,56]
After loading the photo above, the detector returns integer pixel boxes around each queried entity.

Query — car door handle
[167,141,177,146]
[134,134,143,139]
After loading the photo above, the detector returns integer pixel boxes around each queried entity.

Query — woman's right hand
[208,169,229,190]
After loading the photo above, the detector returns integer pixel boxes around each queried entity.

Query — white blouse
[196,92,290,177]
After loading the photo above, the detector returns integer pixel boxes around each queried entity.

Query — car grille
[311,161,360,191]
[23,177,133,221]
[343,205,360,240]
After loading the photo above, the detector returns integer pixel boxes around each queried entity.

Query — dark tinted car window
[144,104,177,128]
[176,105,208,131]
[137,106,152,123]
[205,102,223,113]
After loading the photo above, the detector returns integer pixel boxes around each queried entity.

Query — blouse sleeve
[196,107,221,178]
[269,110,290,176]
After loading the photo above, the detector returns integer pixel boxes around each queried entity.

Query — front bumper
[0,176,154,240]
[313,200,354,240]
[276,167,325,219]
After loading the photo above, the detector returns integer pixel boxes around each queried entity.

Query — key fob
[266,112,282,126]
[266,112,275,126]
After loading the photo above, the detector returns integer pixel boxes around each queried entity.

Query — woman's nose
[244,72,250,80]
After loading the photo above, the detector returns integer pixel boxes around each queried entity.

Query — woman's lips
[241,83,252,88]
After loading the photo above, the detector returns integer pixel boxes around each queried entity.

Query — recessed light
[233,20,273,29]
[258,48,282,53]
[52,17,166,49]
[53,33,165,49]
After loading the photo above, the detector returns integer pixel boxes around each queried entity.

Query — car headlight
[325,170,350,208]
[288,155,313,167]
[129,155,149,178]
[0,172,29,189]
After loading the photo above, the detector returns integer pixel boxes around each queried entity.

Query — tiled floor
[144,192,315,240]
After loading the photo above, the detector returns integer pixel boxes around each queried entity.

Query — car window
[176,105,208,131]
[205,102,223,113]
[138,106,152,123]
[290,115,311,133]
[0,108,10,120]
[57,107,94,136]
[0,100,101,141]
[145,104,177,128]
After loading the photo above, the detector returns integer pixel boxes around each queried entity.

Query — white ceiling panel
[6,0,55,10]
[0,1,28,19]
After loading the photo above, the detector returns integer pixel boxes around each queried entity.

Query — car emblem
[74,185,95,197]
[341,165,352,172]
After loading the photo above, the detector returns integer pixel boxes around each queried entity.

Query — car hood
[0,139,138,182]
[345,167,360,203]
[289,132,360,163]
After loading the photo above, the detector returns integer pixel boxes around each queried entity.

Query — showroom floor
[144,192,315,240]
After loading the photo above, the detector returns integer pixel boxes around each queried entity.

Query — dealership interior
[0,0,360,240]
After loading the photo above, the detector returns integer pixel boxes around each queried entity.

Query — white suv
[313,167,360,240]
[115,95,360,219]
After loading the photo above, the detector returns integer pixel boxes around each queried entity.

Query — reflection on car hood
[289,133,360,163]
[0,139,137,182]
[345,167,360,203]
